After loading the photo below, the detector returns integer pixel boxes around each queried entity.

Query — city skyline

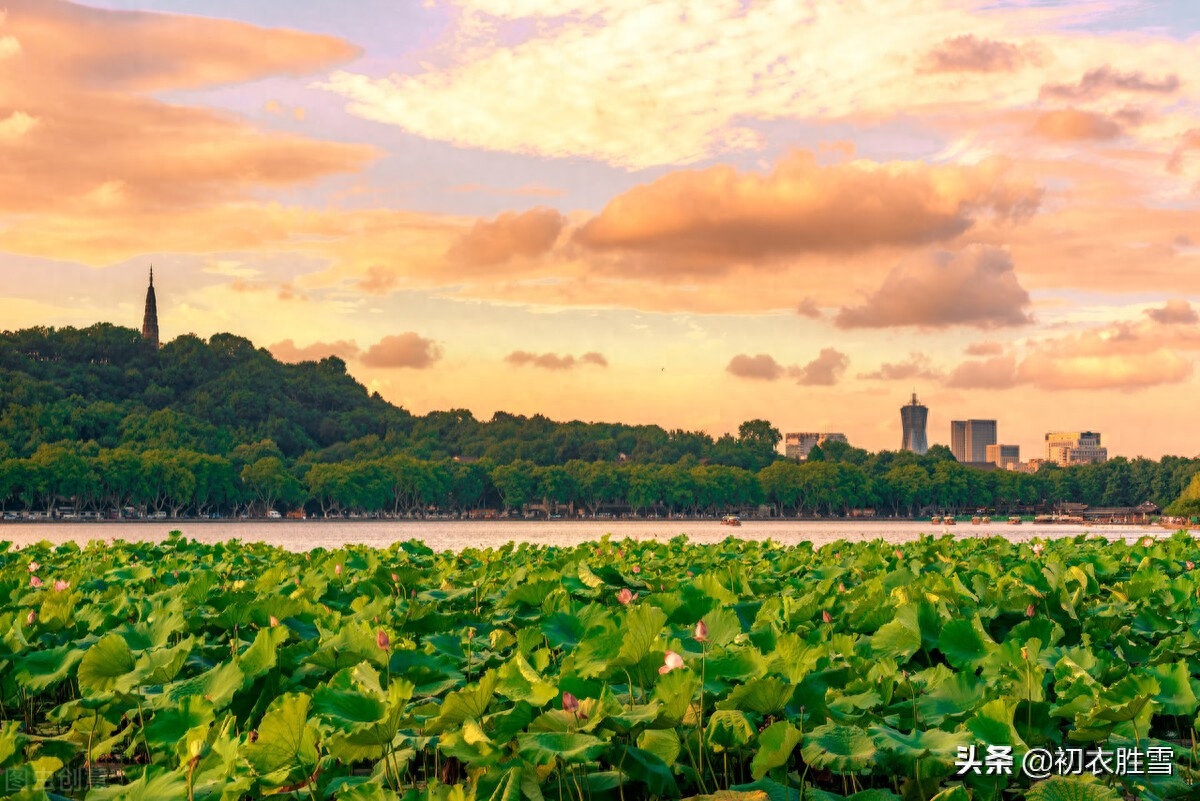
[3,1,1200,458]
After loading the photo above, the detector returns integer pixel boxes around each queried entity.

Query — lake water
[0,519,1175,552]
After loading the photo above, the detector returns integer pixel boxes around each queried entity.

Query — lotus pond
[2,532,1200,801]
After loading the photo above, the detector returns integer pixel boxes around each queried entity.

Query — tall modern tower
[950,419,997,462]
[142,267,159,349]
[900,393,928,454]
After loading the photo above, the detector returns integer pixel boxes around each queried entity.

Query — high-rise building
[986,444,1020,469]
[784,432,848,460]
[900,393,928,455]
[1045,432,1107,466]
[142,267,159,350]
[950,419,997,463]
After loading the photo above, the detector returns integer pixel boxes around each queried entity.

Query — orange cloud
[446,207,565,268]
[858,354,942,381]
[726,349,848,385]
[361,333,443,369]
[796,298,823,319]
[270,339,361,363]
[1033,109,1123,141]
[0,1,373,218]
[1040,65,1180,102]
[1015,323,1193,390]
[726,354,783,380]
[1145,299,1198,325]
[965,341,1005,356]
[918,35,1036,73]
[947,355,1019,389]
[573,152,1040,271]
[505,351,608,370]
[835,246,1033,329]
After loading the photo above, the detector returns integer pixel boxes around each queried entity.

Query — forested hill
[0,324,780,467]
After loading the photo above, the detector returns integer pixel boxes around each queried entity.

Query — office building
[900,393,928,455]
[1045,432,1108,466]
[784,431,848,460]
[950,419,997,463]
[986,444,1020,469]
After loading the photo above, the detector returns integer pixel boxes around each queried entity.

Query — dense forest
[2,324,1199,518]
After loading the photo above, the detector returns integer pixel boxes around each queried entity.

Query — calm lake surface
[0,519,1174,553]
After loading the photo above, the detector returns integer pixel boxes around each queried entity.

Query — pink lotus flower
[837,583,846,593]
[26,610,36,626]
[29,576,42,588]
[1026,604,1036,618]
[631,565,641,574]
[269,616,280,627]
[1141,536,1154,548]
[1031,543,1044,556]
[821,610,833,624]
[27,562,40,573]
[1187,561,1195,571]
[53,580,69,592]
[562,691,579,713]
[334,564,343,576]
[658,651,684,675]
[617,588,636,605]
[686,571,694,578]
[377,630,390,650]
[694,620,709,643]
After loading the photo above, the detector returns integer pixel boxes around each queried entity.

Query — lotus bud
[686,571,694,578]
[1025,604,1035,618]
[821,609,833,624]
[335,564,343,576]
[694,620,709,643]
[377,629,390,650]
[28,561,40,573]
[1031,543,1043,556]
[248,730,259,744]
[26,610,36,626]
[391,573,400,583]
[631,565,641,574]
[29,576,42,588]
[658,650,684,675]
[269,615,280,627]
[837,582,846,593]
[1141,537,1154,548]
[1187,561,1195,571]
[53,580,70,592]
[562,691,579,713]
[617,588,635,605]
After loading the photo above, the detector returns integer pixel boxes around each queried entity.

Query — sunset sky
[3,0,1200,459]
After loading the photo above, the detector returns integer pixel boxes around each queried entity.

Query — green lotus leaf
[127,636,194,688]
[1093,674,1160,722]
[517,731,607,764]
[77,633,136,695]
[699,606,743,650]
[926,788,972,801]
[0,721,22,768]
[800,723,876,773]
[706,710,755,752]
[614,604,668,667]
[716,677,794,716]
[1148,661,1199,715]
[238,624,289,680]
[426,671,499,734]
[619,745,681,799]
[439,718,502,766]
[541,612,585,649]
[160,660,245,712]
[917,672,987,726]
[937,615,994,669]
[244,692,320,789]
[638,728,681,766]
[1025,775,1123,801]
[496,653,558,707]
[144,694,214,759]
[966,698,1027,750]
[871,604,922,661]
[13,642,85,694]
[750,721,801,780]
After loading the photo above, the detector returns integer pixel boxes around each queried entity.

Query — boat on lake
[721,515,741,526]
[1008,516,1022,525]
[943,516,956,526]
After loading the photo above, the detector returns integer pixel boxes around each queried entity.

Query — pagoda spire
[142,266,159,349]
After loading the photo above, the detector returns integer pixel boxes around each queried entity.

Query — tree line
[2,324,1198,518]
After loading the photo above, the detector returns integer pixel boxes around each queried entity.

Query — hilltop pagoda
[142,267,159,349]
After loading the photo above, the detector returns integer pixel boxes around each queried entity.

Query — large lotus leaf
[114,607,188,651]
[706,648,768,682]
[1025,776,1122,801]
[917,672,987,726]
[716,677,794,716]
[238,624,289,680]
[0,721,24,768]
[750,721,801,780]
[541,612,585,649]
[869,725,973,769]
[500,579,561,609]
[439,718,502,767]
[127,636,194,688]
[78,633,136,695]
[158,660,245,712]
[572,628,623,679]
[619,745,681,799]
[37,587,81,631]
[638,729,681,766]
[78,764,189,800]
[244,692,320,789]
[425,670,499,734]
[614,604,668,668]
[967,698,1027,750]
[654,668,702,725]
[305,621,386,672]
[608,700,663,732]
[143,694,214,759]
[706,710,755,752]
[483,702,534,741]
[937,615,995,669]
[496,653,558,707]
[517,731,607,764]
[13,642,85,693]
[1148,661,1199,715]
[926,788,972,801]
[871,604,922,661]
[312,680,388,731]
[699,606,743,651]
[728,778,802,801]
[335,783,405,801]
[1092,674,1160,722]
[682,790,772,800]
[766,633,821,684]
[800,723,876,773]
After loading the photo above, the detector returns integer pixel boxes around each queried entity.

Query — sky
[2,0,1200,460]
